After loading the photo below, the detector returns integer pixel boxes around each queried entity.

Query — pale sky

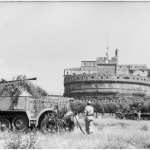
[0,2,150,94]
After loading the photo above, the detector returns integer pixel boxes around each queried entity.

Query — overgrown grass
[1,118,150,149]
[1,129,38,149]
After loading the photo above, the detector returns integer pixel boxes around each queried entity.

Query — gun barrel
[1,77,37,84]
[27,77,37,81]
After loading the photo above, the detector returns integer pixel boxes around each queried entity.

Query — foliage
[70,100,120,114]
[12,75,48,98]
[92,102,105,114]
[128,101,150,113]
[4,130,37,149]
[1,116,150,149]
[70,101,86,113]
[41,110,75,133]
[2,117,150,149]
[106,102,119,113]
[0,75,48,99]
[140,104,149,113]
[0,75,48,109]
[119,103,129,110]
[92,102,119,114]
[129,101,141,109]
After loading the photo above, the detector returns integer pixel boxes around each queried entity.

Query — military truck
[115,107,138,120]
[116,107,150,120]
[0,78,73,131]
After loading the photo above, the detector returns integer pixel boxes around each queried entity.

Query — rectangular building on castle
[64,55,148,77]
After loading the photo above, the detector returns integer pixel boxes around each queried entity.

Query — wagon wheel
[41,117,58,134]
[0,119,11,131]
[12,116,28,131]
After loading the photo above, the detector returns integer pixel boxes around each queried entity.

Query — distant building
[63,50,150,104]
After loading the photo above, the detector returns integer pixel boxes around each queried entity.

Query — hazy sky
[0,2,150,94]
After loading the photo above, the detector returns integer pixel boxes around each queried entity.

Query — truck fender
[35,108,54,126]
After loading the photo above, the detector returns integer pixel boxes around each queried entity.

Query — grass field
[1,114,150,149]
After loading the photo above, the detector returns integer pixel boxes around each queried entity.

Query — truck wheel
[0,119,11,131]
[116,113,122,119]
[12,116,28,131]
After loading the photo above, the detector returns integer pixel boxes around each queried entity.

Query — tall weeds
[3,130,37,149]
[1,118,150,149]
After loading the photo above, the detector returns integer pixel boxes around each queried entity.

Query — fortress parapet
[64,73,150,85]
[64,73,150,97]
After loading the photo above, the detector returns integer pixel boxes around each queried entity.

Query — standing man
[84,100,94,134]
[137,110,141,121]
[137,105,141,121]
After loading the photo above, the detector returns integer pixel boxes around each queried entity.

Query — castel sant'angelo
[63,49,150,104]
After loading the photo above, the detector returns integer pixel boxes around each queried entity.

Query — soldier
[84,100,94,134]
[137,110,141,121]
[74,111,79,128]
[137,105,141,121]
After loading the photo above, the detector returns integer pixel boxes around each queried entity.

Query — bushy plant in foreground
[4,130,37,149]
[2,117,150,149]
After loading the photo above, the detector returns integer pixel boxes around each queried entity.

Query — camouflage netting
[0,75,71,113]
[33,97,71,116]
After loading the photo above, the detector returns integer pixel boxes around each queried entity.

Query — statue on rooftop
[115,49,119,57]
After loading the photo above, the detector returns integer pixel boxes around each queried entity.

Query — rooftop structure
[64,50,147,77]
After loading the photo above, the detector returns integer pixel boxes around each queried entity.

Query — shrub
[4,130,37,149]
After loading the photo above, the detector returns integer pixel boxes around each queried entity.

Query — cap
[87,100,92,104]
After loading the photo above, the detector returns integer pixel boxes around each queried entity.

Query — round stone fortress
[63,50,150,104]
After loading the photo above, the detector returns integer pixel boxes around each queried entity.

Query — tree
[119,103,129,110]
[70,101,86,113]
[107,102,119,114]
[129,102,138,108]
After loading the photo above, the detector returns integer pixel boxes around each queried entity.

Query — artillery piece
[0,77,37,83]
[0,77,73,132]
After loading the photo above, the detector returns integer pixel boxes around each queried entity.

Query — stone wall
[64,73,150,98]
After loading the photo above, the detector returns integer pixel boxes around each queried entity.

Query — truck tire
[0,119,11,131]
[12,116,28,131]
[115,113,123,119]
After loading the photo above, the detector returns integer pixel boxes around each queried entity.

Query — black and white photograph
[0,1,150,149]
